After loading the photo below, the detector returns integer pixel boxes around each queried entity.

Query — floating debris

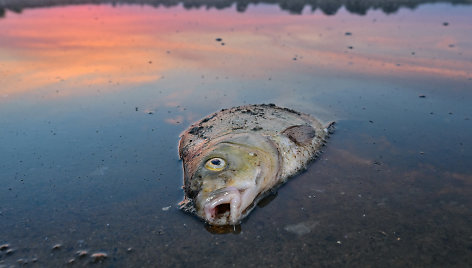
[144,109,155,115]
[418,95,426,98]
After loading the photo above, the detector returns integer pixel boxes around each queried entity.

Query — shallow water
[1,0,471,267]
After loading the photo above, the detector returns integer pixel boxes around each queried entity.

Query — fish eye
[205,157,226,171]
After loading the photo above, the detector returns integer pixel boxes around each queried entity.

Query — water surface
[0,0,471,266]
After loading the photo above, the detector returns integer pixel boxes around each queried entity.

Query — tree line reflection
[1,0,471,18]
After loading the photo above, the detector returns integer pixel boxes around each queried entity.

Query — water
[0,0,471,266]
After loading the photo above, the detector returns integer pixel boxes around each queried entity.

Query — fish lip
[202,168,262,225]
[203,186,245,225]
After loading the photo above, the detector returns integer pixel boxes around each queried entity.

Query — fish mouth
[203,186,256,225]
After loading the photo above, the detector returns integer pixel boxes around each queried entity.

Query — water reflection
[205,223,242,234]
[1,3,470,103]
[1,0,472,16]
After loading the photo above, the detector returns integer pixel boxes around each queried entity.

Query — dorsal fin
[282,125,316,146]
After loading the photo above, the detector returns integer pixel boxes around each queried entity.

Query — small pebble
[0,244,9,251]
[17,258,28,265]
[76,250,88,258]
[91,252,108,262]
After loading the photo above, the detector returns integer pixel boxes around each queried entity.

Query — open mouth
[215,203,231,215]
[203,186,245,225]
[201,169,261,225]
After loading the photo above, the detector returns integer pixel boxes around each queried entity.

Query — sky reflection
[0,3,470,102]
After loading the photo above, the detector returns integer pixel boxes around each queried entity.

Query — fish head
[183,133,280,226]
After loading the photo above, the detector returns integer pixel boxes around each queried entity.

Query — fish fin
[325,121,336,135]
[179,198,196,214]
[282,125,316,146]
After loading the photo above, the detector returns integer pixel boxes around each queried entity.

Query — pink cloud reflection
[0,4,470,99]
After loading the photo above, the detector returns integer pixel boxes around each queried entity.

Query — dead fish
[178,104,333,226]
